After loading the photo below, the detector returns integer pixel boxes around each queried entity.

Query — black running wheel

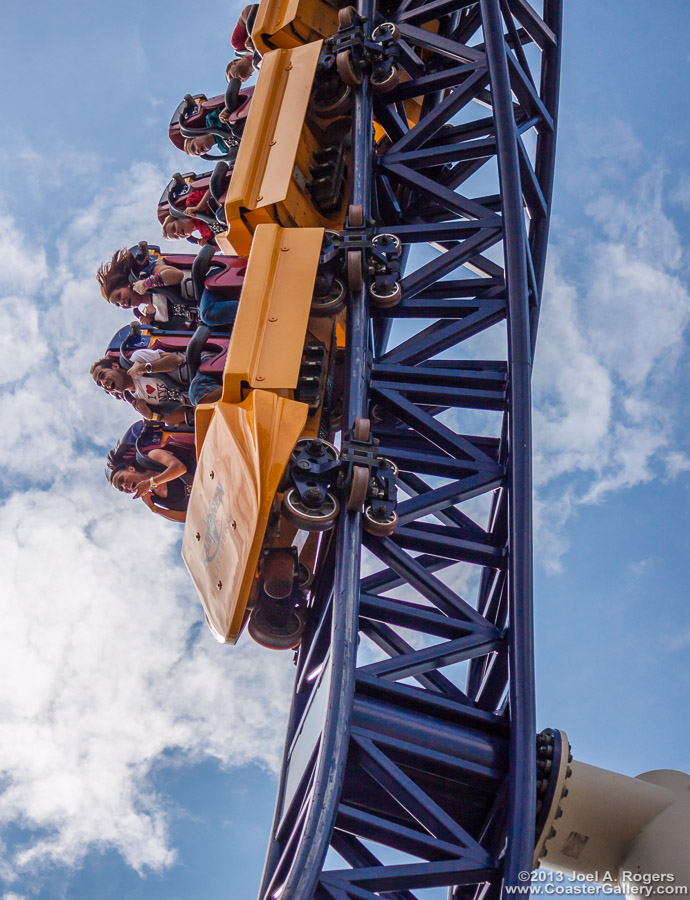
[248,604,306,651]
[282,488,340,532]
[362,505,398,536]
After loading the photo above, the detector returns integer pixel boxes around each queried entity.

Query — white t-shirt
[150,295,170,323]
[129,349,187,407]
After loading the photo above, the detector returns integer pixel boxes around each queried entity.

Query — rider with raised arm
[97,246,238,329]
[90,349,189,424]
[106,430,197,523]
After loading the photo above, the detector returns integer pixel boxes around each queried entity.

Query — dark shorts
[189,372,222,406]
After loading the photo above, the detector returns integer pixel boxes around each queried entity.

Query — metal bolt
[269,139,276,146]
[257,195,263,202]
[195,532,201,542]
[209,470,215,479]
[298,461,311,470]
[555,808,563,819]
[231,520,237,530]
[269,316,278,322]
[285,63,293,71]
[217,580,223,590]
[257,376,265,381]
[281,246,290,252]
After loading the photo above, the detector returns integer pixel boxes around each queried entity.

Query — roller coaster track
[258,1,562,897]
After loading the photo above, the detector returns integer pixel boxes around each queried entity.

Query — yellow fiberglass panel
[222,224,324,403]
[182,398,260,642]
[252,0,338,55]
[220,41,322,257]
[182,390,308,643]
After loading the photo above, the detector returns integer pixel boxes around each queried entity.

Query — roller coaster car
[157,166,233,236]
[182,226,330,649]
[182,224,398,650]
[168,82,254,162]
[218,41,351,257]
[250,0,339,56]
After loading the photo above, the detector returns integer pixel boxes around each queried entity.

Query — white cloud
[0,167,293,879]
[533,143,690,567]
[1,485,290,874]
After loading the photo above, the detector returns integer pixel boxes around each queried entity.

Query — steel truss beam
[257,1,561,898]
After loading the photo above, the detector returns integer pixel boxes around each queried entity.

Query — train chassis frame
[255,1,562,899]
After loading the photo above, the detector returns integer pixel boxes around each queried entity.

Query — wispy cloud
[533,124,690,568]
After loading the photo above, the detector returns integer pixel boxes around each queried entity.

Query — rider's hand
[219,108,231,124]
[134,480,153,500]
[132,280,148,295]
[131,397,154,419]
[128,361,147,379]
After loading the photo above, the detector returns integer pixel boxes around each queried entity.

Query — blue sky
[0,1,688,899]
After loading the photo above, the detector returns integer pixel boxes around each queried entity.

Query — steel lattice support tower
[257,1,562,898]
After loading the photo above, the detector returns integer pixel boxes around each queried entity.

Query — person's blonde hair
[161,215,177,237]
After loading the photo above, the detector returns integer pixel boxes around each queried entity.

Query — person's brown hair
[89,356,118,378]
[96,248,135,300]
[161,215,176,236]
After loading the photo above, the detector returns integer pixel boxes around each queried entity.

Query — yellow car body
[182,224,337,643]
[251,0,339,56]
[217,42,349,258]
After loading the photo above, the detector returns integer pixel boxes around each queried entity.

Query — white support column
[540,757,690,897]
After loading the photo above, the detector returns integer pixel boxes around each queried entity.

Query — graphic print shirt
[129,349,188,407]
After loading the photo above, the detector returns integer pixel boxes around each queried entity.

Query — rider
[161,213,214,246]
[90,350,189,424]
[91,347,226,420]
[180,75,247,158]
[228,4,260,79]
[97,247,194,329]
[161,186,216,245]
[97,246,238,329]
[106,428,197,523]
[182,90,243,157]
